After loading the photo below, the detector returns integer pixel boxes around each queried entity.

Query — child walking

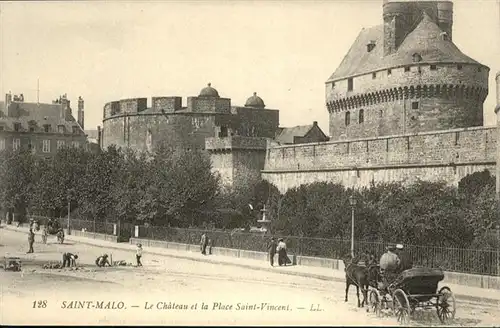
[136,244,143,267]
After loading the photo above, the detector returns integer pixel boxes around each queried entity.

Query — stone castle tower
[325,0,489,141]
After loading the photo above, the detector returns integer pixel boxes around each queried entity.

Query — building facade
[0,93,87,157]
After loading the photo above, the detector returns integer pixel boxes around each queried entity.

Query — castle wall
[263,126,497,192]
[233,150,267,189]
[230,106,279,138]
[102,113,220,152]
[326,63,488,139]
[187,97,231,113]
[210,150,234,187]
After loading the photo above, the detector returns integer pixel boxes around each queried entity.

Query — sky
[1,0,499,133]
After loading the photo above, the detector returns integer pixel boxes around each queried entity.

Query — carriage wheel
[437,286,456,324]
[369,289,382,317]
[392,289,410,325]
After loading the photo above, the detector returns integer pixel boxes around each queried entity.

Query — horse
[342,255,369,308]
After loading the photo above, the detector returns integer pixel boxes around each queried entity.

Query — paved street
[1,228,498,326]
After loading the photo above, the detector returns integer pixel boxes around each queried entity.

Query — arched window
[359,109,364,123]
[345,111,351,126]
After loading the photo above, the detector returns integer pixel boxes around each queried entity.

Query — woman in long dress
[276,238,287,266]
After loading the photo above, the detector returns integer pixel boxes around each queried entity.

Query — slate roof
[275,124,314,144]
[0,101,84,134]
[327,13,484,82]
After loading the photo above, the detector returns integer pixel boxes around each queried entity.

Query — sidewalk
[3,224,499,306]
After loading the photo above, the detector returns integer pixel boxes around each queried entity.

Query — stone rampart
[263,126,497,192]
[326,64,488,139]
[205,136,268,150]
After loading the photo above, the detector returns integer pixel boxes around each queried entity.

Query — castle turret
[78,96,84,129]
[383,1,453,56]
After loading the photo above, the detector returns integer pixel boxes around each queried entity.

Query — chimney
[78,96,85,129]
[59,94,71,120]
[313,121,318,126]
[5,92,12,112]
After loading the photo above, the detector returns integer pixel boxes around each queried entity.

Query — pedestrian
[95,254,111,267]
[268,237,277,266]
[136,244,143,267]
[200,233,208,255]
[42,225,48,244]
[62,252,78,268]
[208,238,213,255]
[276,238,288,266]
[27,228,35,253]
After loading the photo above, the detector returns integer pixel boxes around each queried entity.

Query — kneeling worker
[62,252,78,268]
[95,254,111,267]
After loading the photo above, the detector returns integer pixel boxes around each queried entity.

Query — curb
[3,225,499,306]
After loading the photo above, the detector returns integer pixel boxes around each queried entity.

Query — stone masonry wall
[326,63,489,139]
[102,113,219,152]
[263,126,497,192]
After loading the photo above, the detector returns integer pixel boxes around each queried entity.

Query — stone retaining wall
[65,229,119,243]
[130,237,500,290]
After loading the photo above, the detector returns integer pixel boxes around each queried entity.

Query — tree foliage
[0,145,497,249]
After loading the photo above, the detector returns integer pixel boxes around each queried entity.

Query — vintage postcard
[1,0,499,326]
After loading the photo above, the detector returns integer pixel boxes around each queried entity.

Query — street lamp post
[349,195,357,258]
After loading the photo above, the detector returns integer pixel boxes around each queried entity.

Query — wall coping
[268,126,497,150]
[262,161,496,174]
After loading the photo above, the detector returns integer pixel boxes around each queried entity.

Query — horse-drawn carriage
[367,267,456,325]
[45,218,64,244]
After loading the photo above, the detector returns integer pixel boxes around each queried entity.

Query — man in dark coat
[200,233,208,255]
[268,237,277,267]
[395,244,413,273]
[27,229,35,253]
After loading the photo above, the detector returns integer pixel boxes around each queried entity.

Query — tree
[0,149,37,222]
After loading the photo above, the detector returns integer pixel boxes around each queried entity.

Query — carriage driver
[378,245,401,289]
[395,244,413,273]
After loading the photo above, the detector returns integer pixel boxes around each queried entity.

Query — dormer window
[72,126,79,134]
[58,125,66,133]
[43,124,51,133]
[367,41,376,52]
[412,53,422,62]
[372,72,376,79]
[440,32,449,41]
[14,123,21,132]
